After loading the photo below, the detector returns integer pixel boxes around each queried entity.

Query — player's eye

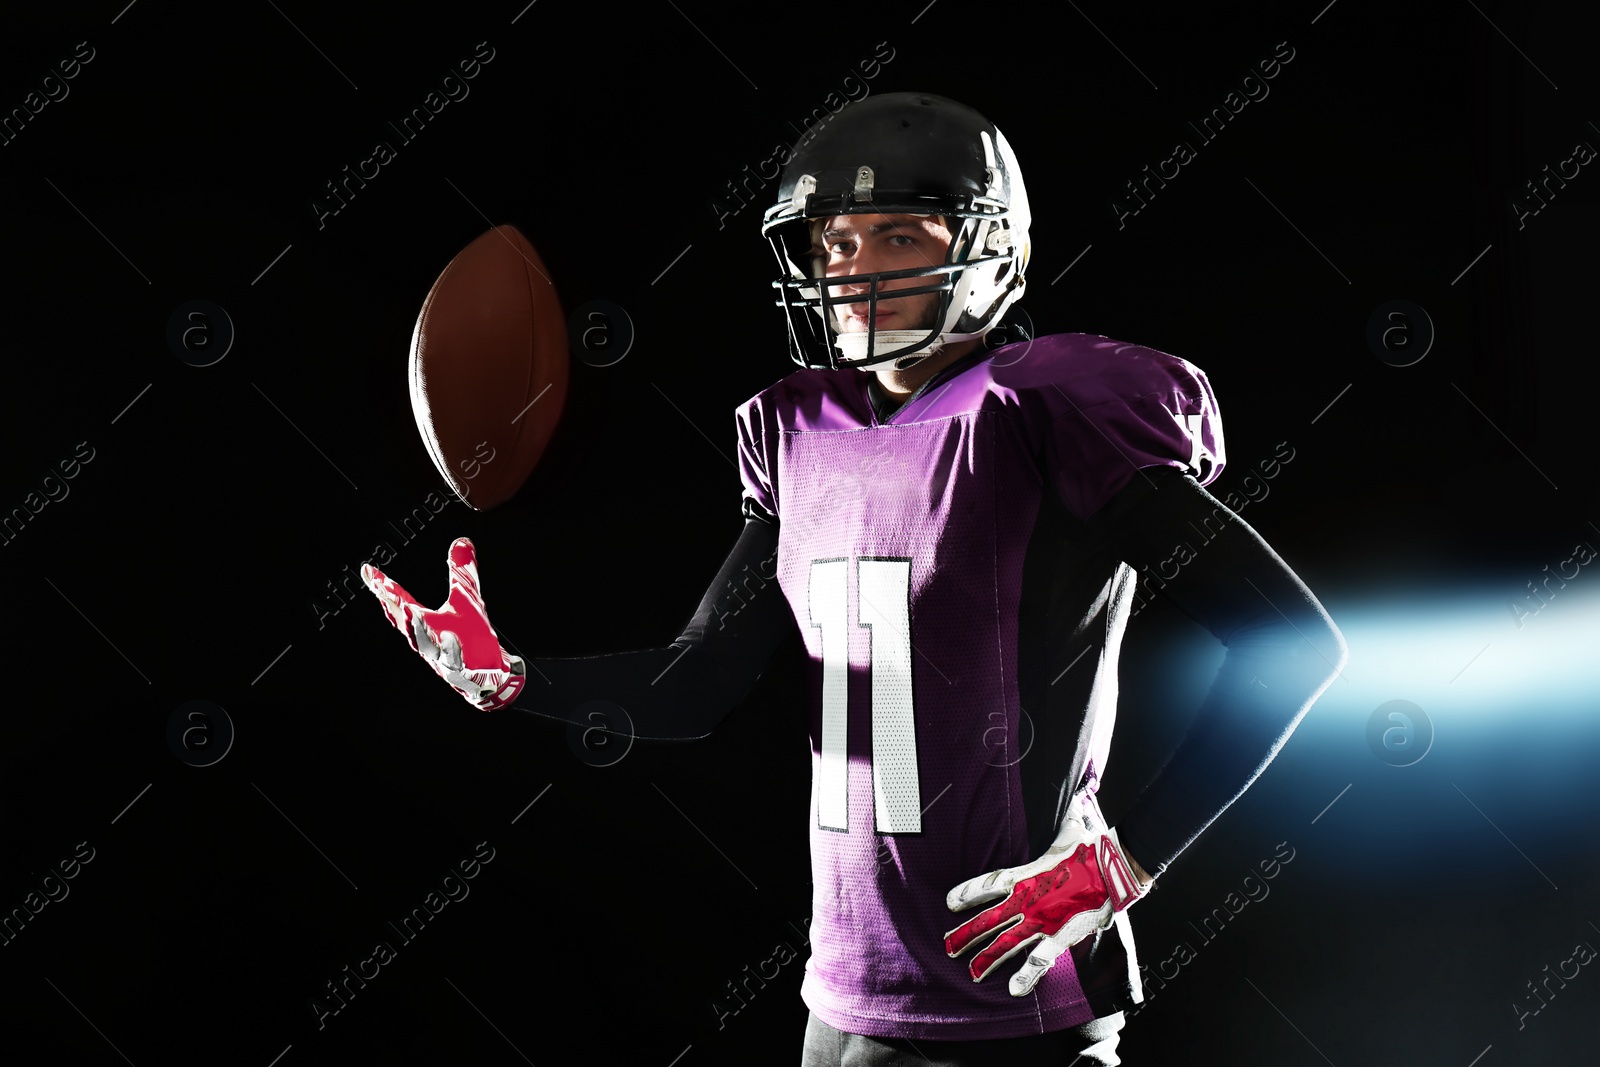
[827,240,857,255]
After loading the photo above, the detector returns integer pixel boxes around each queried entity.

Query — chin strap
[834,329,984,371]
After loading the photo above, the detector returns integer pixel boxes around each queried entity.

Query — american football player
[364,92,1346,1066]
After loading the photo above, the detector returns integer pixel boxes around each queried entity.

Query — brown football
[408,224,569,510]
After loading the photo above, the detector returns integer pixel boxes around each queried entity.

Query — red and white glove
[945,804,1148,997]
[361,537,526,711]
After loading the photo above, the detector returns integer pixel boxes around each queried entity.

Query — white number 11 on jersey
[808,557,922,835]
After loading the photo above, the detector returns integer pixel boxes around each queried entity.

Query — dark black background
[1,1,1596,1064]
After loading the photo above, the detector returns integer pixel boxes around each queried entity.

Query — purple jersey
[734,332,1225,1040]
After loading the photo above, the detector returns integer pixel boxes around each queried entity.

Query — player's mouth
[843,308,897,330]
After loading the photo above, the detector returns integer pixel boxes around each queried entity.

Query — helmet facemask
[770,211,1024,372]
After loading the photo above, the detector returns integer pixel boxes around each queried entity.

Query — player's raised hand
[944,805,1147,997]
[362,537,526,711]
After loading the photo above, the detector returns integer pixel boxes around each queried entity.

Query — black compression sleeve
[509,515,794,740]
[1087,466,1347,877]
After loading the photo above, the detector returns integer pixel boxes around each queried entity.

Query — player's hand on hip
[944,805,1148,997]
[361,537,526,711]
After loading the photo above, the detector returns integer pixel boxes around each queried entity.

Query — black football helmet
[763,92,1031,372]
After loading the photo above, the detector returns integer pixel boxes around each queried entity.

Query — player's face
[817,214,954,333]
